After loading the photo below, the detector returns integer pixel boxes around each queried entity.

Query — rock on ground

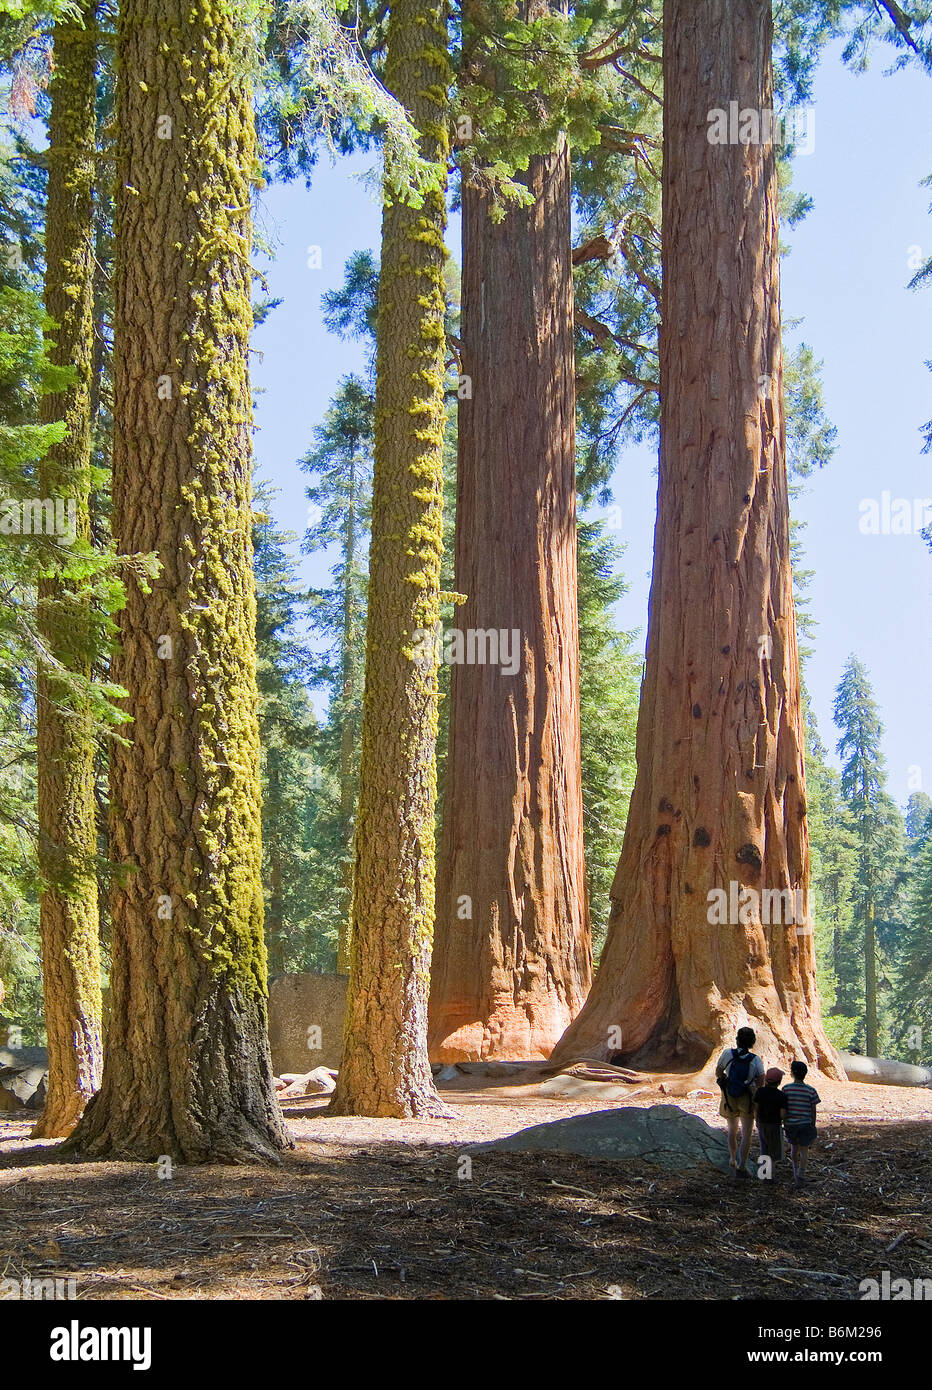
[473,1103,732,1172]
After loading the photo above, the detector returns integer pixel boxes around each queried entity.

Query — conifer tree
[833,655,908,1056]
[66,0,290,1161]
[0,11,120,1051]
[302,373,373,970]
[895,803,932,1059]
[253,484,319,976]
[551,0,841,1076]
[329,0,453,1117]
[576,520,639,954]
[905,792,932,843]
[31,0,103,1138]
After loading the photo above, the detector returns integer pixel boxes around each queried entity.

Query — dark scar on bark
[735,842,762,872]
[693,827,711,847]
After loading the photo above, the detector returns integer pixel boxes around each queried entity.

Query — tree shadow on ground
[1,1114,929,1299]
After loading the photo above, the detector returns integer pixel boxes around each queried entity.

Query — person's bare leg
[738,1113,754,1171]
[726,1116,739,1167]
[790,1142,800,1182]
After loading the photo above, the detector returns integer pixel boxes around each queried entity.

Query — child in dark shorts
[753,1067,787,1180]
[782,1059,821,1185]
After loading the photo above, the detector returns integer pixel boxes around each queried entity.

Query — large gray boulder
[0,1045,49,1111]
[268,973,347,1075]
[476,1104,732,1172]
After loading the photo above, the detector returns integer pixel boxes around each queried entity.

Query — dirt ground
[1,1074,929,1301]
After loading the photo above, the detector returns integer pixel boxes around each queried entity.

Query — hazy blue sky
[252,39,931,808]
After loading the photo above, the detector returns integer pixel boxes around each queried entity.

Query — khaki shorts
[719,1090,754,1119]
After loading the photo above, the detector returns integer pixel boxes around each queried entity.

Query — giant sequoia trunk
[551,0,842,1078]
[329,0,453,1117]
[429,140,591,1062]
[65,0,290,1161]
[33,1,104,1139]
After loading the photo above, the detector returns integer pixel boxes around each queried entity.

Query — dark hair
[736,1027,756,1050]
[791,1059,808,1080]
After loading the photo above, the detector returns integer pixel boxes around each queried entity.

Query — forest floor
[1,1075,929,1301]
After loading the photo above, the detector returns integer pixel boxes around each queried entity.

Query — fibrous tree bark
[550,0,842,1079]
[65,0,291,1161]
[33,0,104,1139]
[329,0,453,1116]
[265,747,285,977]
[336,448,360,975]
[429,136,591,1062]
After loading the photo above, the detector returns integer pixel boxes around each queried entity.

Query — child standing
[782,1059,821,1186]
[753,1066,787,1180]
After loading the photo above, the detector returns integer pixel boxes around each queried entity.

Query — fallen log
[840,1051,932,1088]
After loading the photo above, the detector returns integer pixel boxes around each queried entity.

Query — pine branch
[874,0,922,55]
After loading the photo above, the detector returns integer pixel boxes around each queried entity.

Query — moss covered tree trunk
[429,140,591,1062]
[65,0,290,1161]
[33,1,104,1139]
[329,0,452,1118]
[550,0,841,1079]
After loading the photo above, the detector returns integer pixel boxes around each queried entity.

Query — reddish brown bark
[429,139,591,1062]
[550,0,842,1080]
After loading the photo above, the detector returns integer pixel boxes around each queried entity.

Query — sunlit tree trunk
[551,0,841,1079]
[429,137,591,1062]
[33,0,103,1139]
[65,0,290,1161]
[330,0,453,1117]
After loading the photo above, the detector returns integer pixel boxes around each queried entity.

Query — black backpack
[725,1049,756,1097]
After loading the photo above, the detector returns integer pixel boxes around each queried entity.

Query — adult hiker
[715,1026,765,1177]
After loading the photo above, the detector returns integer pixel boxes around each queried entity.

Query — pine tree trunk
[266,750,285,976]
[33,1,104,1139]
[330,0,453,1118]
[336,463,357,974]
[64,0,290,1161]
[864,896,879,1055]
[551,0,842,1079]
[429,139,591,1062]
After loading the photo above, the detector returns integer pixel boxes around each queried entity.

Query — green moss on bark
[64,0,289,1163]
[330,0,453,1118]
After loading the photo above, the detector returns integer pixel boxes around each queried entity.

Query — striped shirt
[782,1081,820,1127]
